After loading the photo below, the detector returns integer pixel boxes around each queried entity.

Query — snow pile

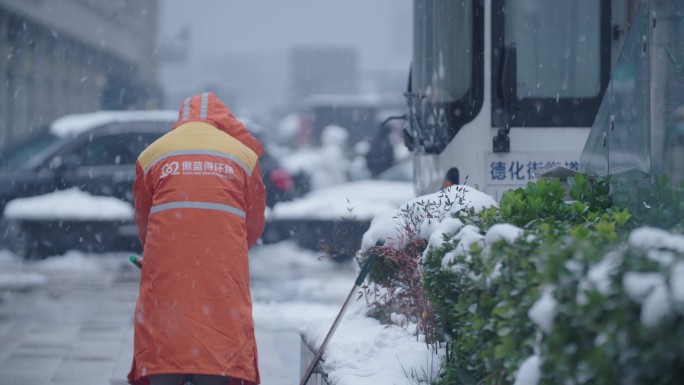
[253,301,342,331]
[0,271,49,290]
[271,180,414,221]
[294,186,494,385]
[32,250,113,272]
[360,185,497,253]
[254,241,442,385]
[50,110,177,137]
[301,299,443,385]
[0,250,128,290]
[0,250,46,290]
[3,188,133,221]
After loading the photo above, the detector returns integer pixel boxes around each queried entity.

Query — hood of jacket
[172,92,264,157]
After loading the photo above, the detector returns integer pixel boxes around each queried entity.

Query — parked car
[0,110,297,258]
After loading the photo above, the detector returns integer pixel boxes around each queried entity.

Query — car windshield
[0,132,64,169]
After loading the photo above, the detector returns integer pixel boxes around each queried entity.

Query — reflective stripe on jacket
[128,92,265,385]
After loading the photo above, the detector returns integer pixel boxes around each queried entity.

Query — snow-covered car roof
[270,179,415,221]
[50,110,178,138]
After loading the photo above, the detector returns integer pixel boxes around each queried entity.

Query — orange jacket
[128,92,265,385]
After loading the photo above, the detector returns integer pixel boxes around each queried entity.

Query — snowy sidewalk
[0,244,356,385]
[0,254,139,385]
[0,250,317,385]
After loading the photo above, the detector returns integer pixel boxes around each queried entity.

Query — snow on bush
[419,175,684,385]
[304,174,684,385]
[513,355,541,385]
[527,287,557,334]
[360,185,497,253]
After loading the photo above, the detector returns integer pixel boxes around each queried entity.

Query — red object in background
[269,168,294,192]
[298,114,313,146]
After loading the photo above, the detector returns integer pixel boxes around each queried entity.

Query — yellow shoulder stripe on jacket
[138,122,259,174]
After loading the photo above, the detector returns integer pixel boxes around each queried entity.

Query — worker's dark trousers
[149,374,244,385]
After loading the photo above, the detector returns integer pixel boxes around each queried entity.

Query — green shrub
[422,174,631,385]
[362,173,684,385]
[539,227,684,385]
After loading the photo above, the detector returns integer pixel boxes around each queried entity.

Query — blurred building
[0,0,161,149]
[289,46,359,104]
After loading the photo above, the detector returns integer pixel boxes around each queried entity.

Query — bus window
[413,0,472,104]
[492,0,611,128]
[408,0,484,154]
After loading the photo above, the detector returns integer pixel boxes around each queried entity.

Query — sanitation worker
[128,92,266,385]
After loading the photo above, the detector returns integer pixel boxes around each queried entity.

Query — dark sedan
[0,111,296,257]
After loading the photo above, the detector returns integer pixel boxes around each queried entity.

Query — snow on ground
[0,250,49,291]
[31,250,128,272]
[301,299,443,385]
[271,180,414,221]
[3,188,133,221]
[4,112,430,385]
[0,249,131,290]
[250,240,357,330]
[252,240,442,385]
[1,237,442,385]
[0,271,48,290]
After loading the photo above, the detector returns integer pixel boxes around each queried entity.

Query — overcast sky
[158,0,412,114]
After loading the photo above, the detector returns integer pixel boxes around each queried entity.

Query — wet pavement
[0,257,139,385]
[0,244,356,385]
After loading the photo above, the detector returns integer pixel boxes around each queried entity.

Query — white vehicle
[404,0,641,199]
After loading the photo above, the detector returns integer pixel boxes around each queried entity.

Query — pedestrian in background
[441,167,460,189]
[128,92,266,385]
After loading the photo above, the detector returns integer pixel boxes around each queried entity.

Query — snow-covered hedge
[361,174,684,385]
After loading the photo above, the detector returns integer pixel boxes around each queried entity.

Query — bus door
[487,0,613,197]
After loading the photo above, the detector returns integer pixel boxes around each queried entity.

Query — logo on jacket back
[160,160,235,179]
[161,162,180,178]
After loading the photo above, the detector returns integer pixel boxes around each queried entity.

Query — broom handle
[299,251,377,385]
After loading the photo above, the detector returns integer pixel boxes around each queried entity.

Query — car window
[70,132,160,167]
[0,133,63,168]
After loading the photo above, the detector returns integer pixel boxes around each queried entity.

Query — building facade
[0,0,160,149]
